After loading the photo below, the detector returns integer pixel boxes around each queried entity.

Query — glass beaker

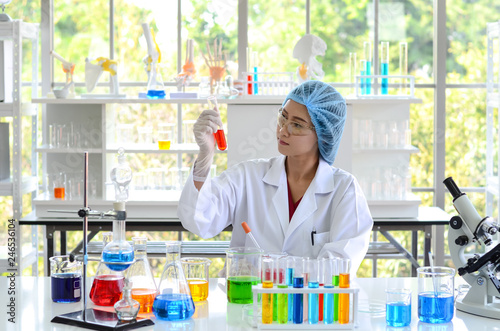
[181,257,212,301]
[50,255,82,303]
[417,266,455,324]
[146,62,166,99]
[386,288,412,327]
[153,241,195,321]
[226,247,263,304]
[126,237,158,313]
[90,232,126,306]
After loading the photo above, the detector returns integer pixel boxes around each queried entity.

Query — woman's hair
[283,81,346,164]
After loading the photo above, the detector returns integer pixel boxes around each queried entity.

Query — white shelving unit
[0,20,39,275]
[486,20,500,217]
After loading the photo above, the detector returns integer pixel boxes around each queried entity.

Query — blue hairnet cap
[283,81,346,165]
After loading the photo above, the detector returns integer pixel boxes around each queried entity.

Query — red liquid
[319,283,324,321]
[214,129,227,151]
[89,274,125,306]
[247,75,253,95]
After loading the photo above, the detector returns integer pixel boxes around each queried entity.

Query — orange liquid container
[188,279,209,301]
[214,129,227,151]
[339,273,350,324]
[131,288,157,313]
[54,187,65,199]
[262,281,274,324]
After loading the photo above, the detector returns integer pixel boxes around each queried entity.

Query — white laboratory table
[0,276,497,331]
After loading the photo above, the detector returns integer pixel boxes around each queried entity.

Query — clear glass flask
[110,147,132,202]
[126,237,158,313]
[114,279,140,321]
[153,241,195,321]
[146,62,166,99]
[90,232,125,306]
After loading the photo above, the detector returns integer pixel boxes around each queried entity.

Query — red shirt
[287,179,302,222]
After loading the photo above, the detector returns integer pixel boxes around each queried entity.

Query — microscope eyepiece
[443,177,464,200]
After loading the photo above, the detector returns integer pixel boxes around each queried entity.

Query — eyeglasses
[277,108,315,136]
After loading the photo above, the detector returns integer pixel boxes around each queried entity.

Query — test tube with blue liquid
[323,257,335,324]
[286,256,294,322]
[262,255,274,324]
[277,256,288,324]
[253,51,259,95]
[307,259,320,324]
[364,42,372,95]
[292,257,304,324]
[381,41,389,95]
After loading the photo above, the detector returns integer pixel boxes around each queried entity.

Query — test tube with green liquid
[333,257,339,321]
[277,256,288,324]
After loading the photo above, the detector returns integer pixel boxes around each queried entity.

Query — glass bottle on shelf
[90,232,125,306]
[125,237,158,313]
[114,279,140,321]
[146,62,166,99]
[153,241,195,321]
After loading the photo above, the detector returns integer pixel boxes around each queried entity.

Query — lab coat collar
[262,156,336,240]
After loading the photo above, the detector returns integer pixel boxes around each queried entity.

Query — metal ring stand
[51,152,154,330]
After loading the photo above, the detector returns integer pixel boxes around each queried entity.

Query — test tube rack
[241,71,296,96]
[354,75,415,98]
[252,285,359,330]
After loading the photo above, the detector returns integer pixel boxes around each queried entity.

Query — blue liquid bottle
[51,273,82,303]
[154,241,195,321]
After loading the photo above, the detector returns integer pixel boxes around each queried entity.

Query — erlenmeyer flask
[125,237,159,313]
[90,232,125,306]
[147,62,166,99]
[153,241,195,321]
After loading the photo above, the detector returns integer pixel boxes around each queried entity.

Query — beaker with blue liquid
[417,266,455,324]
[50,255,82,303]
[153,241,195,321]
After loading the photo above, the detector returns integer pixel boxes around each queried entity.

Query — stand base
[51,308,154,330]
[456,296,500,320]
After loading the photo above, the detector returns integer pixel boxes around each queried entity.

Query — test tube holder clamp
[252,285,359,330]
[50,152,154,331]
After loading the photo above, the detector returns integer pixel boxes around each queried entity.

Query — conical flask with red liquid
[125,237,159,313]
[89,232,125,306]
[152,241,195,321]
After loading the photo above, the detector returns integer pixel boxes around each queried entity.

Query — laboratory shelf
[367,193,422,218]
[36,146,103,153]
[0,176,38,196]
[0,103,37,117]
[105,144,227,154]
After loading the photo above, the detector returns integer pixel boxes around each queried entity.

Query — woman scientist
[178,80,373,273]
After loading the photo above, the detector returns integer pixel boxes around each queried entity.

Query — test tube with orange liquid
[207,95,227,151]
[339,258,351,324]
[262,255,274,324]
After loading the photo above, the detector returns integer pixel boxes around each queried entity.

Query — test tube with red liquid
[207,95,227,151]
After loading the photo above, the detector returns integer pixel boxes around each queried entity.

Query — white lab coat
[177,155,373,274]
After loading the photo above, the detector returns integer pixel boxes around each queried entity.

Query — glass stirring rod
[241,222,261,249]
[207,95,227,151]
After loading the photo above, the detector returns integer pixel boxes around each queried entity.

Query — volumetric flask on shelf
[90,232,126,306]
[153,241,195,321]
[147,62,166,99]
[125,237,158,313]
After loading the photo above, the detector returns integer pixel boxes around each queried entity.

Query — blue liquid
[323,286,334,324]
[147,90,166,99]
[308,282,319,324]
[292,277,303,324]
[286,268,294,285]
[381,62,389,95]
[287,267,294,321]
[365,61,372,95]
[51,273,81,303]
[418,292,454,324]
[253,67,259,95]
[102,250,134,271]
[153,293,195,321]
[360,70,366,95]
[386,302,411,327]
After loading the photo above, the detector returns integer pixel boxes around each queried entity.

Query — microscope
[444,177,500,319]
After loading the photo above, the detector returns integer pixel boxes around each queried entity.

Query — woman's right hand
[193,109,223,153]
